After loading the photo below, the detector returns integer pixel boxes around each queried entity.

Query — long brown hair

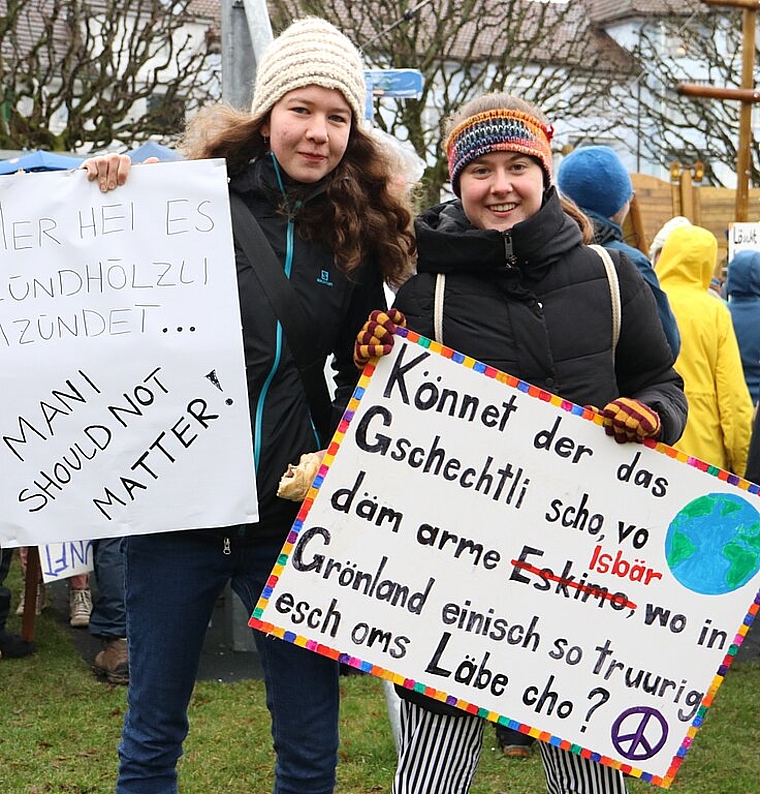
[561,195,595,244]
[180,103,415,288]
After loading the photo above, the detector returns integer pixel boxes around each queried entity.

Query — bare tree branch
[0,0,219,152]
[622,6,757,186]
[268,0,634,204]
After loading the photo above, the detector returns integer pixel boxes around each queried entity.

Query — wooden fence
[625,172,760,268]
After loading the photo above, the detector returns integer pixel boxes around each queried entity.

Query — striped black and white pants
[391,699,629,794]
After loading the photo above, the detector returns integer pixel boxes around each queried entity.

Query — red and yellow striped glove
[353,309,406,369]
[600,398,661,444]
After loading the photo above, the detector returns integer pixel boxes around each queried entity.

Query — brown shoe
[502,744,532,759]
[93,637,129,685]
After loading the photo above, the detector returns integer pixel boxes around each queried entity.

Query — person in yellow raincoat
[655,224,753,475]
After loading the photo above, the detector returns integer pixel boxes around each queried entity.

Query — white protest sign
[728,221,760,260]
[0,159,257,547]
[251,332,760,788]
[40,541,95,583]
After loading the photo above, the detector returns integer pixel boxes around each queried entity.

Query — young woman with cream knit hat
[83,17,414,794]
[355,92,688,794]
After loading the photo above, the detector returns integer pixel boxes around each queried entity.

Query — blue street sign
[364,68,424,98]
[364,68,424,119]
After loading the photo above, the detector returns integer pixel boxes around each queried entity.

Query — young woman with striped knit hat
[355,91,688,794]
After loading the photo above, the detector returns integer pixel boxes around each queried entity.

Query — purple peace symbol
[611,706,668,761]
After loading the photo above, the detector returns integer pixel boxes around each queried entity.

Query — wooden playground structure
[626,168,760,266]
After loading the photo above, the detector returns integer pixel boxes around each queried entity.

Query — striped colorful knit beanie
[445,109,554,196]
[251,17,366,124]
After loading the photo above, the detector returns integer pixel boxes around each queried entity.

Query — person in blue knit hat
[557,145,681,357]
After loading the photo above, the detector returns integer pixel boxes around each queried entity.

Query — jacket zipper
[502,229,543,316]
[502,230,517,268]
[253,161,319,468]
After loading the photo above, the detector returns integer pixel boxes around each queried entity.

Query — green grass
[2,555,760,794]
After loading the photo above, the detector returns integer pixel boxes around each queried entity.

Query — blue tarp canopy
[0,150,85,174]
[128,141,183,163]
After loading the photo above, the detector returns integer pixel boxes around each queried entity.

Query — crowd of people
[3,12,758,794]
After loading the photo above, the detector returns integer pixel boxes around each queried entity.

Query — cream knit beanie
[649,216,692,262]
[251,17,366,124]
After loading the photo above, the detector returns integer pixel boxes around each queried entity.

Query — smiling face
[261,85,353,184]
[458,151,545,231]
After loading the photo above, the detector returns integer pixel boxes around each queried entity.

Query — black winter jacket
[392,188,688,714]
[397,188,687,443]
[201,157,387,543]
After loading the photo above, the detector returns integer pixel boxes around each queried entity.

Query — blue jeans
[89,537,127,639]
[116,531,340,794]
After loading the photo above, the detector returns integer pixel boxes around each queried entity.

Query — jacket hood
[230,155,280,197]
[586,210,623,248]
[726,249,760,300]
[414,186,582,279]
[654,225,718,290]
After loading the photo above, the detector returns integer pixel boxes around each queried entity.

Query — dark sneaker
[0,630,35,658]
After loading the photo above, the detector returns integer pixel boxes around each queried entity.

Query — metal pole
[221,0,273,110]
[242,0,273,60]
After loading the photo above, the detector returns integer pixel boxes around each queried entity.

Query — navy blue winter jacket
[587,210,681,358]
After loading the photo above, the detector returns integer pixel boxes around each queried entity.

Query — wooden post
[21,546,41,642]
[627,193,649,255]
[736,6,757,220]
[669,162,683,215]
[679,168,696,220]
[676,0,759,221]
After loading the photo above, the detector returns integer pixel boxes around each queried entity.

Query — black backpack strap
[229,193,334,442]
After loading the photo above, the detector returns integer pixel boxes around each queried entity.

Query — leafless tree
[268,0,632,205]
[625,5,759,187]
[0,0,220,153]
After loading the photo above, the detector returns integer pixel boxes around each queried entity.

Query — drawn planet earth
[665,493,760,595]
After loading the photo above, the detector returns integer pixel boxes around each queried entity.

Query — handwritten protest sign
[0,160,257,547]
[251,331,760,788]
[729,221,760,259]
[40,541,95,583]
